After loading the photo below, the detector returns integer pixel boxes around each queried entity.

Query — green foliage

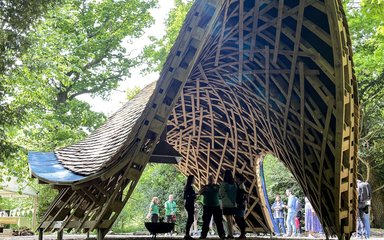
[263,154,303,205]
[1,0,159,225]
[112,164,186,233]
[344,0,384,183]
[0,197,34,213]
[0,0,58,177]
[0,0,58,72]
[35,185,58,220]
[15,0,156,102]
[1,0,158,177]
[0,196,35,230]
[126,86,142,100]
[344,0,384,227]
[142,0,193,73]
[345,0,384,104]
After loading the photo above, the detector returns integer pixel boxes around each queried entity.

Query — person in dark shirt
[220,170,237,239]
[234,173,248,239]
[183,175,196,240]
[198,175,225,239]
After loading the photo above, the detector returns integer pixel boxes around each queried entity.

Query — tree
[263,154,304,206]
[1,0,157,175]
[0,0,59,177]
[344,0,384,227]
[126,86,142,100]
[112,164,186,233]
[0,0,58,72]
[1,0,158,218]
[142,0,193,73]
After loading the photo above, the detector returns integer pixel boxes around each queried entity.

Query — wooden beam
[249,0,261,61]
[215,133,229,183]
[214,2,229,66]
[273,0,284,64]
[282,0,305,138]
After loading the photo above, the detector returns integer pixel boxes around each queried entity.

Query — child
[148,197,160,222]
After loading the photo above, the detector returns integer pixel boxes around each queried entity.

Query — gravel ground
[0,228,383,240]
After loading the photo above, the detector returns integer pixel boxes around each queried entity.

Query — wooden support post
[38,228,43,240]
[97,228,103,240]
[32,195,38,230]
[57,230,63,240]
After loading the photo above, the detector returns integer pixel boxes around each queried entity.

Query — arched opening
[261,154,306,235]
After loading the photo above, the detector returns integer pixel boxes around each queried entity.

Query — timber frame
[28,1,358,240]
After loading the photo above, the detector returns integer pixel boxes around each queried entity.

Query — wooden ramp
[28,0,358,240]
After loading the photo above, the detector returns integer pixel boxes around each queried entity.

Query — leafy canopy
[1,0,157,175]
[0,0,59,176]
[344,0,384,227]
[142,0,193,73]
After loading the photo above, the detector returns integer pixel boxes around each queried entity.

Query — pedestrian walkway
[1,232,384,240]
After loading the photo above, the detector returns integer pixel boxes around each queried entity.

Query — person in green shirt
[147,197,160,222]
[165,194,177,223]
[198,175,225,239]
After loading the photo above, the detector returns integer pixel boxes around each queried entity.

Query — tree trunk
[370,171,384,228]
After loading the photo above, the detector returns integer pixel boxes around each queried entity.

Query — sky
[77,1,175,116]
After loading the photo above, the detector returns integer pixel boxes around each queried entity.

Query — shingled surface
[55,82,156,175]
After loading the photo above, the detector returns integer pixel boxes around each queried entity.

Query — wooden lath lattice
[30,1,358,240]
[33,1,224,239]
[167,0,358,239]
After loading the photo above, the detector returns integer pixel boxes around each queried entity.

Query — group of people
[147,177,373,239]
[193,170,248,240]
[147,194,177,225]
[271,189,323,237]
[147,170,248,240]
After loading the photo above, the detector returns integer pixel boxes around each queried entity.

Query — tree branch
[68,73,123,100]
[373,184,384,193]
[80,48,111,73]
[87,18,110,39]
[360,73,384,103]
[358,156,370,182]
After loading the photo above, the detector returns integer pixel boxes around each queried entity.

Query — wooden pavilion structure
[28,0,358,239]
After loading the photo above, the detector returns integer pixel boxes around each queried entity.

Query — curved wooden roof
[29,0,358,239]
[55,83,156,175]
[168,0,359,236]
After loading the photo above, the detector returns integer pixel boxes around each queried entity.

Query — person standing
[304,197,314,237]
[284,189,297,237]
[147,197,160,223]
[165,194,177,223]
[305,197,324,237]
[295,197,302,236]
[165,194,177,236]
[357,180,372,238]
[272,195,286,236]
[311,208,323,236]
[183,175,196,240]
[234,173,248,239]
[363,199,371,239]
[198,175,225,239]
[220,169,237,239]
[192,202,200,236]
